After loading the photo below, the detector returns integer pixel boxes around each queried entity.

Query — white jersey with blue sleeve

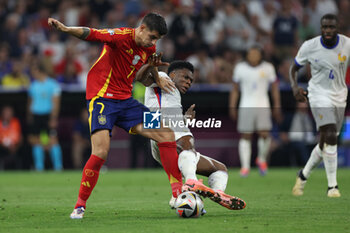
[295,34,350,106]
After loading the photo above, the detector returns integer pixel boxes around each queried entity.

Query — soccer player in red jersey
[48,13,184,219]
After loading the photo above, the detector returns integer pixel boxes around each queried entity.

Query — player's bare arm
[136,52,175,93]
[48,18,90,39]
[228,82,239,121]
[270,81,282,123]
[289,63,307,102]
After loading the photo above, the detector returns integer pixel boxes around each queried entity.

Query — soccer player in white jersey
[137,60,246,210]
[290,14,349,198]
[229,46,281,177]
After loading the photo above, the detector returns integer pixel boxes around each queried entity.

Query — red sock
[74,154,105,209]
[157,141,183,198]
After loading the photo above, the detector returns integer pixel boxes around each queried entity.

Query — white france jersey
[233,61,276,108]
[295,34,350,105]
[144,71,183,121]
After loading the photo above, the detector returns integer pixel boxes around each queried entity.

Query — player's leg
[176,136,198,181]
[256,130,271,176]
[70,129,109,219]
[196,153,246,210]
[293,104,340,197]
[239,133,252,177]
[71,97,115,219]
[255,108,272,176]
[292,142,323,196]
[132,123,183,198]
[237,106,254,177]
[319,124,340,197]
[196,154,228,190]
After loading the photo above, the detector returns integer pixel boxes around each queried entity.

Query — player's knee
[323,131,337,145]
[214,161,227,173]
[322,143,337,156]
[177,136,193,152]
[92,146,109,159]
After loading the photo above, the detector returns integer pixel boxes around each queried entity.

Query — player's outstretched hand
[157,74,175,93]
[48,18,68,32]
[185,104,196,120]
[148,52,170,67]
[293,87,308,102]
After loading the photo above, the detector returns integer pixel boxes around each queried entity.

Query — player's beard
[322,34,337,47]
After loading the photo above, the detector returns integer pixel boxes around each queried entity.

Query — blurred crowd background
[1,0,350,170]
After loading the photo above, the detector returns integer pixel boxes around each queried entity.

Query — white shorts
[309,99,346,132]
[237,108,272,133]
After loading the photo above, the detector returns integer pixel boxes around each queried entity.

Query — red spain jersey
[85,27,156,100]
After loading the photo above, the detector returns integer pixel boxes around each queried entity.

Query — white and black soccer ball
[174,191,204,218]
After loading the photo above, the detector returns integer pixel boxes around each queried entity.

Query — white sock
[302,144,323,179]
[208,170,228,191]
[257,137,271,163]
[239,138,251,169]
[323,143,338,187]
[178,150,198,181]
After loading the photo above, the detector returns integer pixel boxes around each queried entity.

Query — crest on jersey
[132,55,141,65]
[98,115,107,125]
[338,53,346,62]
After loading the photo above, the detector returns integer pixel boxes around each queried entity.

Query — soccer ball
[174,191,204,218]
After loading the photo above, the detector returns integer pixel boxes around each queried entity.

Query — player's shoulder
[301,36,321,49]
[234,61,247,70]
[261,61,275,70]
[338,34,350,44]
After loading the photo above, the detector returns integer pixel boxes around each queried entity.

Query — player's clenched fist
[48,18,68,32]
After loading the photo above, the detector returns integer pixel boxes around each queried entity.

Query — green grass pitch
[0,168,349,233]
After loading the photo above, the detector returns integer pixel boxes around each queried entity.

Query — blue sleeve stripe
[294,58,303,68]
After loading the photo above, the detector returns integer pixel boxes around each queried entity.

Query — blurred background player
[0,105,22,169]
[139,60,246,210]
[229,46,281,177]
[27,62,62,171]
[290,14,350,198]
[48,13,190,219]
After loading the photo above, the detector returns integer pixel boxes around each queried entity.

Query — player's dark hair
[321,14,338,24]
[168,60,194,74]
[142,13,168,36]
